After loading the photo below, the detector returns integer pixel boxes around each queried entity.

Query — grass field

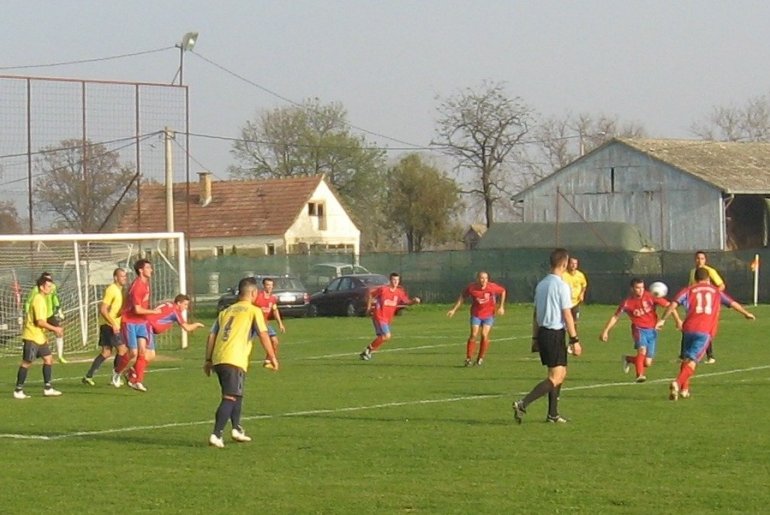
[1,303,769,514]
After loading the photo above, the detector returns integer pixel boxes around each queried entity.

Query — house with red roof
[116,174,360,257]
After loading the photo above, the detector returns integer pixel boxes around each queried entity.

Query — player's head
[476,271,489,286]
[40,271,53,280]
[173,293,191,310]
[133,259,153,276]
[550,248,569,271]
[694,267,710,282]
[36,274,54,293]
[262,277,274,292]
[389,272,400,287]
[694,251,707,268]
[567,257,579,272]
[113,267,128,285]
[629,277,645,297]
[238,276,259,301]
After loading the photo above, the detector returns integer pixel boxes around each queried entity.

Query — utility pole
[164,127,175,257]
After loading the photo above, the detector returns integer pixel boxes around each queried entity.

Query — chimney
[198,171,212,207]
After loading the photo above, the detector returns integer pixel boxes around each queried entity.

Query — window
[265,243,275,255]
[308,201,327,230]
[215,246,224,256]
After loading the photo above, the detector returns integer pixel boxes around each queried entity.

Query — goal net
[0,232,187,358]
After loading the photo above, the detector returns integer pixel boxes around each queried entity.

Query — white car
[305,262,370,291]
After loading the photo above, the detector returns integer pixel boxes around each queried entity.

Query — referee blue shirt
[534,274,572,329]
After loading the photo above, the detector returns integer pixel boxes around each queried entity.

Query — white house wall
[519,143,724,251]
[285,180,361,254]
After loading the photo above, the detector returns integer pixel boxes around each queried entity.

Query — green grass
[1,303,769,514]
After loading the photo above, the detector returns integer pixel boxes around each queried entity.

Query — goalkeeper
[24,272,67,364]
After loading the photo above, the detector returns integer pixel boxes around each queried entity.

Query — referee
[513,248,581,424]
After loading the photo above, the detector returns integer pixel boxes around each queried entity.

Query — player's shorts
[122,322,152,350]
[98,324,123,348]
[536,327,568,368]
[681,332,711,362]
[571,305,581,321]
[22,339,51,362]
[372,318,391,337]
[266,324,277,338]
[214,363,245,397]
[633,327,658,358]
[470,316,494,327]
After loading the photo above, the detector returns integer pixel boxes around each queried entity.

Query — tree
[386,154,461,252]
[533,112,646,173]
[228,99,392,250]
[0,201,23,234]
[34,139,136,233]
[434,81,534,228]
[691,93,770,141]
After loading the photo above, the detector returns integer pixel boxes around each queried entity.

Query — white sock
[56,337,64,358]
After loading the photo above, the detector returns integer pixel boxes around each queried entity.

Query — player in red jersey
[660,268,754,400]
[253,277,285,369]
[599,278,679,383]
[113,259,161,392]
[359,272,420,361]
[148,294,205,335]
[447,271,506,366]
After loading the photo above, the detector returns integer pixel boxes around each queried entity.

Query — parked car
[307,273,391,317]
[304,262,370,291]
[216,275,309,317]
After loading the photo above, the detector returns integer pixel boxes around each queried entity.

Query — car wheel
[345,302,357,317]
[307,304,318,317]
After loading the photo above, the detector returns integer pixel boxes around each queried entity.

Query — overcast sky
[3,0,770,183]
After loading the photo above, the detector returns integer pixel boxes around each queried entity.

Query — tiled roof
[617,138,770,193]
[117,175,325,238]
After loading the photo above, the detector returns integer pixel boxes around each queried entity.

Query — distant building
[512,138,770,251]
[117,174,360,257]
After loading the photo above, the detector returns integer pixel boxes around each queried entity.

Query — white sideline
[2,364,769,441]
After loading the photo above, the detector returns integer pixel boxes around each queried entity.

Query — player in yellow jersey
[204,277,278,448]
[687,250,725,364]
[562,257,587,354]
[13,275,65,399]
[82,268,129,386]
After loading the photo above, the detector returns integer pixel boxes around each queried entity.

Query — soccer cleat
[622,355,631,374]
[512,400,526,424]
[359,348,372,361]
[635,375,647,383]
[43,388,62,397]
[680,389,691,399]
[263,361,275,370]
[475,358,484,366]
[231,427,252,443]
[128,381,147,392]
[82,376,95,386]
[669,381,680,401]
[208,434,224,448]
[464,358,473,367]
[58,356,68,364]
[704,357,716,364]
[13,390,30,400]
[111,372,124,388]
[546,414,568,424]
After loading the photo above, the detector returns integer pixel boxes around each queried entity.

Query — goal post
[0,232,188,357]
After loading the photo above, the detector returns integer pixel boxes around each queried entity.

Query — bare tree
[34,139,136,233]
[691,93,770,141]
[433,81,534,228]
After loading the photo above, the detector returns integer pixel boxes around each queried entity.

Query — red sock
[634,353,646,377]
[134,355,147,383]
[370,336,385,351]
[478,337,490,360]
[676,363,695,389]
[114,353,131,374]
[466,338,475,360]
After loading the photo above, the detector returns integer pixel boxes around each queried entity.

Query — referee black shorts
[537,327,568,368]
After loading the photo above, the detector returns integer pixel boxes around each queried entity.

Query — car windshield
[273,277,304,290]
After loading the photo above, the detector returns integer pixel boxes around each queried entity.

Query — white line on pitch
[2,364,768,442]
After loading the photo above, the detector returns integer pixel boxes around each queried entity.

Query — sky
[2,0,770,186]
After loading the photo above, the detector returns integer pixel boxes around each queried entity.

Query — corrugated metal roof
[616,138,770,194]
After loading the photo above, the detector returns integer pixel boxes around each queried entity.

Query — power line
[0,46,175,71]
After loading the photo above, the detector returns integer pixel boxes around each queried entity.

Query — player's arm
[99,300,120,333]
[203,330,217,376]
[34,301,63,337]
[272,304,285,333]
[133,304,161,315]
[577,276,587,304]
[658,301,681,330]
[447,294,464,317]
[497,288,506,315]
[599,314,620,342]
[711,269,726,291]
[729,301,755,320]
[563,307,581,356]
[180,320,205,332]
[254,311,278,370]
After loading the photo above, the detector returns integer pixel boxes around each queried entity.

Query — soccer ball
[649,281,668,298]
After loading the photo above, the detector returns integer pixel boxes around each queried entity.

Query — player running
[359,272,420,361]
[447,271,506,366]
[253,277,285,369]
